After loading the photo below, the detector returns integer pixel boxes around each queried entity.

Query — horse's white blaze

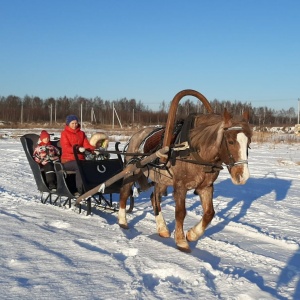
[236,132,250,183]
[118,208,127,226]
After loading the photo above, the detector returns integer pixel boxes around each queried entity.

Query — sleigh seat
[20,134,60,204]
[20,134,77,206]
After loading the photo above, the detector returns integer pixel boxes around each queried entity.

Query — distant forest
[0,95,298,127]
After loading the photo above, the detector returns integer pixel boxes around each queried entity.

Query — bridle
[223,126,249,168]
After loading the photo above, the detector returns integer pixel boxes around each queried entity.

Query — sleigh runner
[21,89,252,252]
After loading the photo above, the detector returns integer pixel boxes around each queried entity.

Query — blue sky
[0,0,299,111]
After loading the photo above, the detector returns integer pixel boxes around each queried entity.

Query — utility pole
[113,104,123,128]
[21,101,23,124]
[48,103,52,125]
[54,101,57,123]
[132,108,134,124]
[91,107,97,123]
[112,103,115,129]
[80,103,83,128]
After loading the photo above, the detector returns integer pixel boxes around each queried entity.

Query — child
[33,130,60,190]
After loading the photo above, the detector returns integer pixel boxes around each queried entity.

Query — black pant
[43,163,56,189]
[63,160,83,194]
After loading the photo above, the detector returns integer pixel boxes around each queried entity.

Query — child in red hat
[33,130,60,190]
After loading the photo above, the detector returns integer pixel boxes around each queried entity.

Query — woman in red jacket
[60,115,95,195]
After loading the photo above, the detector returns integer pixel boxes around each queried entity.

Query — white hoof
[158,230,170,238]
[186,228,198,242]
[176,239,191,253]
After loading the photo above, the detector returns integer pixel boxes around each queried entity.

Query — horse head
[221,109,252,185]
[190,109,252,185]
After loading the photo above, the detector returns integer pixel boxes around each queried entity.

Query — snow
[1,134,300,299]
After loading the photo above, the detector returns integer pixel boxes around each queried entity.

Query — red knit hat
[40,130,50,141]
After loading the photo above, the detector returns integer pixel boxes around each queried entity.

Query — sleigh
[21,91,209,213]
[20,133,135,214]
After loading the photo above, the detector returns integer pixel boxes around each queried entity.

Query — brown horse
[118,109,252,252]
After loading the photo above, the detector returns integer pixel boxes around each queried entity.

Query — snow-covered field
[0,133,300,299]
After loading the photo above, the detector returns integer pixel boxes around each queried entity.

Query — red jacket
[60,125,94,163]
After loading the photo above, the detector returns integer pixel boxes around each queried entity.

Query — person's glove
[78,147,85,153]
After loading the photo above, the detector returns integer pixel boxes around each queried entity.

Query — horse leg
[118,182,132,229]
[173,186,190,252]
[186,186,215,242]
[151,184,170,238]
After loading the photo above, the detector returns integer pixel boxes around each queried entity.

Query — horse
[118,109,252,252]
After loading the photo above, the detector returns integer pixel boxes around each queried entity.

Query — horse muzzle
[228,161,250,185]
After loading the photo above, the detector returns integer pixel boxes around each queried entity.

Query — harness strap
[223,160,248,167]
[95,149,162,157]
[109,120,249,172]
[175,157,223,172]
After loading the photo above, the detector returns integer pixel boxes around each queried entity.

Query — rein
[97,123,249,172]
[95,149,156,157]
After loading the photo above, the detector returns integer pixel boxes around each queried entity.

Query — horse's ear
[223,108,232,129]
[243,110,250,122]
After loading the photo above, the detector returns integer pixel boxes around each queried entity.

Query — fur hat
[40,130,50,140]
[89,132,109,147]
[66,115,79,125]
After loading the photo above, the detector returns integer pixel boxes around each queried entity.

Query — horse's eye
[228,140,234,145]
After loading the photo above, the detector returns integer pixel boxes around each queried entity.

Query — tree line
[0,95,297,127]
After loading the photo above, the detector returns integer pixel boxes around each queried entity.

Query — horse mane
[189,113,252,161]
